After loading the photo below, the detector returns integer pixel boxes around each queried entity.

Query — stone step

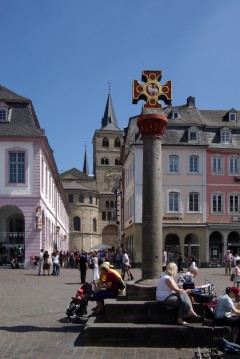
[84,316,231,348]
[104,300,204,324]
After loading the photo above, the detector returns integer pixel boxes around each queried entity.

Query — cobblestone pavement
[0,265,234,359]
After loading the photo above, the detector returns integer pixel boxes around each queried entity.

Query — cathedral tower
[93,93,123,192]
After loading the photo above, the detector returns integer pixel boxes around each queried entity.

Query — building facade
[121,97,240,267]
[60,93,124,252]
[0,85,70,268]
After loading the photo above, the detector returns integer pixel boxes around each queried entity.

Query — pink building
[0,85,70,268]
[122,97,240,267]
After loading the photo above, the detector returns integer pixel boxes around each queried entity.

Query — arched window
[102,137,109,147]
[115,158,121,165]
[101,158,109,165]
[73,216,81,231]
[106,201,110,208]
[110,201,114,208]
[89,195,93,204]
[102,212,106,220]
[93,218,97,232]
[68,194,73,203]
[114,138,121,147]
[79,194,84,203]
[107,211,112,220]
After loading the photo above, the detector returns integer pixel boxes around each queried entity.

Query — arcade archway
[0,205,25,264]
[228,231,240,256]
[184,233,200,264]
[209,231,223,267]
[165,233,180,262]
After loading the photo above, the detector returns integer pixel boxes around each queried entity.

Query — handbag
[230,272,235,281]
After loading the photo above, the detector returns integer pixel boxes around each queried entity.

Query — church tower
[93,93,123,192]
[93,92,123,245]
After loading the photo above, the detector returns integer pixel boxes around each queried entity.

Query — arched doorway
[228,231,240,256]
[165,233,180,263]
[184,234,200,266]
[0,205,25,265]
[102,225,118,247]
[209,231,223,267]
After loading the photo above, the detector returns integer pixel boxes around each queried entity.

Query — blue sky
[1,1,240,173]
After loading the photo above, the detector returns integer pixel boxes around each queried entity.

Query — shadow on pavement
[0,323,85,333]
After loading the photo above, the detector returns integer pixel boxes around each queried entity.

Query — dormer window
[229,112,237,122]
[221,127,231,143]
[0,109,6,120]
[0,102,9,122]
[171,108,180,120]
[188,126,199,143]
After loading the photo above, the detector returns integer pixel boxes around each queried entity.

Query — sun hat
[100,263,111,271]
[102,261,114,268]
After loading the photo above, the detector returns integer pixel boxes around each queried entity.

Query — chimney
[187,96,195,107]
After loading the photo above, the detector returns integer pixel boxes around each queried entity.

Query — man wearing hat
[224,249,233,275]
[93,263,119,314]
[215,286,240,343]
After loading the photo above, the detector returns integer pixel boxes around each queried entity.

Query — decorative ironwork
[133,70,172,109]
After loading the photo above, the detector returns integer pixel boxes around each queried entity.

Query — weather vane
[107,80,112,93]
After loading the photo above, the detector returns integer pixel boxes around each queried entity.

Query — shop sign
[163,216,183,220]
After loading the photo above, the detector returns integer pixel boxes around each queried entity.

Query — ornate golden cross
[132,70,172,109]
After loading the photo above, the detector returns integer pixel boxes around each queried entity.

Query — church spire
[101,93,120,130]
[83,146,89,175]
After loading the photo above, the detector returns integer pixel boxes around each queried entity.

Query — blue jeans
[53,263,59,276]
[94,290,118,302]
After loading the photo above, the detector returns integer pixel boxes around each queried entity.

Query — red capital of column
[137,113,168,139]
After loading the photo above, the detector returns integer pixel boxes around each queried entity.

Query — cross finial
[107,80,112,93]
[132,70,172,109]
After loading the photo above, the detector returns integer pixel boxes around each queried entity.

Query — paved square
[0,265,233,358]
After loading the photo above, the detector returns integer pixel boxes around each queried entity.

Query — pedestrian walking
[38,249,44,276]
[79,252,88,284]
[224,249,233,275]
[121,250,134,281]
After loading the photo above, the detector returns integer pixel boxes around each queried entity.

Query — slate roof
[101,93,121,131]
[62,180,98,192]
[0,84,44,137]
[126,97,240,150]
[60,168,95,181]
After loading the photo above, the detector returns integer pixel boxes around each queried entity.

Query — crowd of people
[34,248,133,281]
[32,245,240,345]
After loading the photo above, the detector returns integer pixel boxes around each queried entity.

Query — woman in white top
[156,262,200,325]
[91,252,99,284]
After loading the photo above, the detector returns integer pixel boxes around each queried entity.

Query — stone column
[142,136,162,279]
[137,112,168,282]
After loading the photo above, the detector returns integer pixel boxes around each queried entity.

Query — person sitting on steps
[156,262,201,325]
[93,263,119,314]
